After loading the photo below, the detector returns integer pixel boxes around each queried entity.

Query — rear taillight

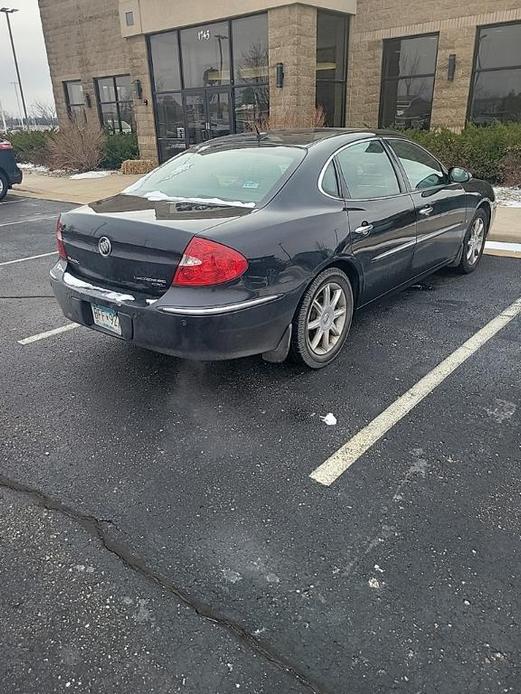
[173,237,248,287]
[0,141,12,150]
[56,217,67,260]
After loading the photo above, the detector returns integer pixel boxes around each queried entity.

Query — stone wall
[347,1,521,130]
[38,0,130,129]
[268,4,318,127]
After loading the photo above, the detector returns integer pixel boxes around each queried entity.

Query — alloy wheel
[306,281,348,356]
[466,217,485,264]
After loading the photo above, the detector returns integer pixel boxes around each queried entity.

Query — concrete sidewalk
[9,170,521,256]
[11,170,141,205]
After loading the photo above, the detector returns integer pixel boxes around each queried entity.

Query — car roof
[202,128,403,150]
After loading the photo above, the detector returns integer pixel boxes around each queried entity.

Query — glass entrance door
[184,88,231,146]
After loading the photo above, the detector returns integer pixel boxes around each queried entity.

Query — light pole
[1,7,29,128]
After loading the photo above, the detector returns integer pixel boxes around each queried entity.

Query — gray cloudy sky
[0,0,54,118]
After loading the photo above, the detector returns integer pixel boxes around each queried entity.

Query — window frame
[383,137,452,193]
[467,20,521,125]
[378,32,440,131]
[318,137,408,202]
[147,11,270,157]
[95,74,134,134]
[63,80,85,122]
[315,9,350,127]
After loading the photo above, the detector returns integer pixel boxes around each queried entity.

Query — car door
[334,139,417,304]
[385,138,467,274]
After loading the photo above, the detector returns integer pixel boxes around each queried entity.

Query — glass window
[388,139,446,189]
[96,75,134,134]
[150,32,182,93]
[336,140,401,199]
[321,161,341,197]
[380,34,438,130]
[155,93,185,140]
[470,23,521,125]
[181,22,230,88]
[64,81,85,122]
[234,86,269,133]
[315,11,348,127]
[125,146,306,207]
[232,14,268,84]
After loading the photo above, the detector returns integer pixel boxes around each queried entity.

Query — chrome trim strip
[373,239,416,262]
[62,271,136,304]
[417,223,461,244]
[159,295,280,316]
[318,137,413,202]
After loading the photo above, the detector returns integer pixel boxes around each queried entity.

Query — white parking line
[310,296,521,487]
[18,323,80,345]
[0,251,57,267]
[0,215,57,228]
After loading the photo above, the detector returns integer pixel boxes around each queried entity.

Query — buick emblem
[98,236,112,257]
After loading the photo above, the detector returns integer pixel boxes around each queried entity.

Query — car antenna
[254,121,262,146]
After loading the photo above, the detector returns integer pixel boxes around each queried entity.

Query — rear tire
[457,208,488,274]
[0,171,8,202]
[289,267,354,369]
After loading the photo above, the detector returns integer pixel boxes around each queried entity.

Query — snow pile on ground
[69,171,114,180]
[494,187,521,208]
[18,163,50,173]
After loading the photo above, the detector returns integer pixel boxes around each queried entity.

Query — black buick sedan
[51,129,495,368]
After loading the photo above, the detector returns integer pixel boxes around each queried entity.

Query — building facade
[38,0,521,164]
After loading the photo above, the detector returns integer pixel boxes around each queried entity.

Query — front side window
[388,139,446,190]
[64,80,85,122]
[180,22,230,88]
[316,11,349,127]
[125,146,305,207]
[379,34,439,130]
[336,140,401,199]
[469,23,521,124]
[96,76,134,134]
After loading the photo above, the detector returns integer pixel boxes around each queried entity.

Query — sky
[0,0,54,118]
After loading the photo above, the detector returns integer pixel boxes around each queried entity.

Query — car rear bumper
[50,263,295,361]
[10,167,23,186]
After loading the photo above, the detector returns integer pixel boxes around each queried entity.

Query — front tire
[457,208,488,274]
[289,267,354,369]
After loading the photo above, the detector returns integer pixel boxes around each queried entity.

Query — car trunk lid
[60,194,250,297]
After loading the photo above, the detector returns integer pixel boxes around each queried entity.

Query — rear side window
[388,139,447,190]
[321,161,341,197]
[336,140,401,199]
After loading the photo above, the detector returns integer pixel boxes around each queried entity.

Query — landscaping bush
[406,123,521,184]
[101,132,139,170]
[6,129,53,166]
[49,122,105,172]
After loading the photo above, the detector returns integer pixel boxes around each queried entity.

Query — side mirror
[449,166,472,183]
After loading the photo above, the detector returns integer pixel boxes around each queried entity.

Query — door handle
[353,223,373,237]
[419,205,434,216]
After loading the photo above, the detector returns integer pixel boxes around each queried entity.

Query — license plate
[91,304,121,335]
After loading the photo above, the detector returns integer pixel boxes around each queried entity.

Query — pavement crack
[0,474,329,694]
[0,295,55,300]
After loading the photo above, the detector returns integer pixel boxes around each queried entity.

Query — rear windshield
[124,145,305,208]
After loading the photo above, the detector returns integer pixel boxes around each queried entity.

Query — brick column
[430,26,476,131]
[127,35,159,163]
[268,5,317,128]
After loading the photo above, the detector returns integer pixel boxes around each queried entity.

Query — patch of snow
[222,569,242,584]
[320,413,337,426]
[494,186,521,208]
[69,170,113,180]
[19,163,50,173]
[368,577,382,589]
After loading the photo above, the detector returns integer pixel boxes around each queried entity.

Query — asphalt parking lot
[1,194,520,694]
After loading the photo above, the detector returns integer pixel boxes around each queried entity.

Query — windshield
[124,145,305,208]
